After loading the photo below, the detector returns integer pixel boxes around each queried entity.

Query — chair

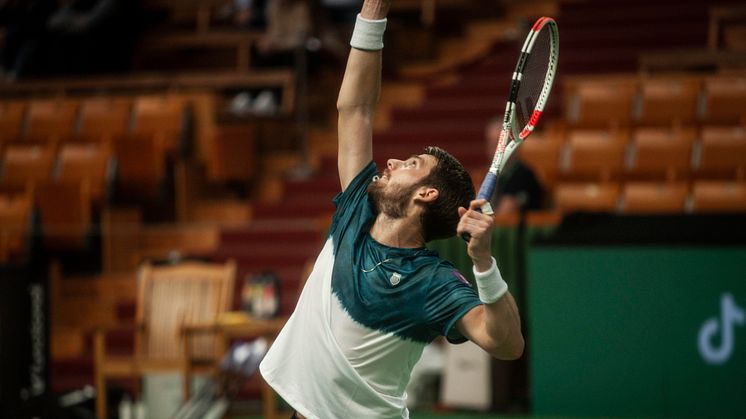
[56,142,113,205]
[0,143,56,189]
[564,77,637,128]
[113,134,168,200]
[628,127,696,180]
[560,129,628,181]
[701,75,746,124]
[35,181,92,250]
[24,99,79,142]
[636,78,701,126]
[205,125,257,182]
[131,96,188,154]
[0,191,32,263]
[78,97,133,141]
[691,181,746,212]
[620,182,689,214]
[517,131,562,190]
[0,101,27,142]
[695,126,746,179]
[94,259,237,419]
[554,182,621,213]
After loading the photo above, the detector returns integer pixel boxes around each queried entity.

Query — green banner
[528,247,746,418]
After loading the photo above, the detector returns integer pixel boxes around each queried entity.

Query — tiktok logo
[697,293,745,365]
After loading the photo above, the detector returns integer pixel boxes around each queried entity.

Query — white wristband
[350,13,387,51]
[473,257,508,304]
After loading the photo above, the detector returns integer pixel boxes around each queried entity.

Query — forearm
[483,291,524,360]
[336,0,391,112]
[336,0,391,189]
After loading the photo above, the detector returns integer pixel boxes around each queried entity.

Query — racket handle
[476,172,498,203]
[462,172,498,242]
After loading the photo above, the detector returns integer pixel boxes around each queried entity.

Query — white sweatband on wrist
[473,257,508,304]
[350,13,387,51]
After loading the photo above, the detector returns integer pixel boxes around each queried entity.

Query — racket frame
[476,17,559,212]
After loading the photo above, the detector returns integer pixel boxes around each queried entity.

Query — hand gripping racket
[477,16,559,215]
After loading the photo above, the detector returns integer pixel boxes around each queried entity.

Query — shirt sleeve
[424,266,482,344]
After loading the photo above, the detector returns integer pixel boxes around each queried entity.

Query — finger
[458,207,467,217]
[469,199,488,211]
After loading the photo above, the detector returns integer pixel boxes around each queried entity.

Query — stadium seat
[554,182,621,213]
[131,96,188,154]
[628,127,696,180]
[0,101,27,142]
[24,99,79,142]
[517,131,562,189]
[112,134,168,200]
[564,77,637,128]
[561,129,628,181]
[0,143,56,189]
[701,75,746,124]
[636,78,701,126]
[691,181,746,212]
[0,191,32,263]
[35,181,92,250]
[620,182,689,214]
[695,125,746,179]
[56,142,113,205]
[78,97,133,141]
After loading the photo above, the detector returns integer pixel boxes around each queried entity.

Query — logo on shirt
[390,272,402,286]
[452,270,470,285]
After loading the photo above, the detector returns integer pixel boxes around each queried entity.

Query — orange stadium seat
[113,134,168,200]
[35,181,92,249]
[78,97,133,141]
[561,129,628,181]
[131,96,188,154]
[691,181,746,213]
[636,78,701,126]
[620,182,689,214]
[696,126,746,179]
[518,132,562,190]
[56,142,113,204]
[0,191,32,263]
[554,182,621,213]
[564,77,637,128]
[0,101,27,142]
[0,143,56,189]
[701,75,746,124]
[24,99,79,142]
[628,127,696,180]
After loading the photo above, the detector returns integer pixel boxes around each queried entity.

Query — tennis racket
[477,16,559,215]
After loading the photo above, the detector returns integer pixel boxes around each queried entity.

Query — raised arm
[336,0,391,191]
[455,199,525,360]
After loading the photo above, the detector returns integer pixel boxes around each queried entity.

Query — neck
[369,212,425,248]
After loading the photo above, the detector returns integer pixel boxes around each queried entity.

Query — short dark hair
[419,146,475,242]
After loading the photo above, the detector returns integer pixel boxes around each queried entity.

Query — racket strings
[515,28,551,129]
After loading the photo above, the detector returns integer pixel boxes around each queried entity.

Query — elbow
[491,333,524,361]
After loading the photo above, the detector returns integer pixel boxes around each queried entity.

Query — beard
[367,180,421,219]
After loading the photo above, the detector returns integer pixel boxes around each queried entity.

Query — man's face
[368,154,438,218]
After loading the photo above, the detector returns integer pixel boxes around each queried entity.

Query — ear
[414,186,439,204]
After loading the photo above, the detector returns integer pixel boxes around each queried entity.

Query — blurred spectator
[0,0,57,79]
[484,117,545,214]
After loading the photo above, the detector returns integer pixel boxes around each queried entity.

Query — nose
[387,159,403,170]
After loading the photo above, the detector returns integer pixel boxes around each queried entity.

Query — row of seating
[563,74,746,127]
[0,96,189,153]
[553,181,746,214]
[519,125,746,184]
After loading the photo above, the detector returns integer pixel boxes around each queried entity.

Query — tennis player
[259,0,524,417]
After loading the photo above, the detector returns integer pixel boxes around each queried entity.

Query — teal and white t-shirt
[260,162,482,419]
